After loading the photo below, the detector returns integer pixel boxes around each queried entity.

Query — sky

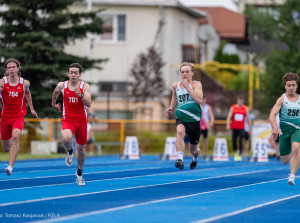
[179,0,238,12]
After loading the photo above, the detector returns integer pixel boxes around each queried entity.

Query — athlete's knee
[176,130,185,138]
[281,156,290,165]
[292,143,300,152]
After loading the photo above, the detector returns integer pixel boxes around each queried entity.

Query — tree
[244,5,279,41]
[0,0,106,117]
[262,0,300,107]
[128,46,165,104]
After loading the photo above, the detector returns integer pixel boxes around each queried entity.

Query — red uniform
[0,76,26,140]
[230,104,247,129]
[62,81,88,145]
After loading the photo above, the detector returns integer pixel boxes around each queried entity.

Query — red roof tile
[194,7,247,41]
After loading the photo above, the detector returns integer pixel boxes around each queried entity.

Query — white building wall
[65,2,204,119]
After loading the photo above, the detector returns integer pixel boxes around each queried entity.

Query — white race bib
[234,113,244,121]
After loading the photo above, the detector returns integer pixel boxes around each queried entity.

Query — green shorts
[279,129,300,156]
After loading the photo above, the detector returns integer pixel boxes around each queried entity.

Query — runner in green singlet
[166,62,203,170]
[270,72,300,186]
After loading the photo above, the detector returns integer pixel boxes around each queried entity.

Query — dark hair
[68,63,83,73]
[4,58,22,76]
[237,95,244,100]
[282,72,299,84]
[180,62,194,73]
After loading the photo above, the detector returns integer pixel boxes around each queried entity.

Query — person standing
[200,96,214,160]
[0,58,39,175]
[226,95,251,161]
[166,62,203,170]
[243,110,255,156]
[52,63,91,186]
[269,72,300,186]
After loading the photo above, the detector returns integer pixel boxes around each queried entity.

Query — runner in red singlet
[0,58,38,176]
[52,63,91,186]
[226,95,251,161]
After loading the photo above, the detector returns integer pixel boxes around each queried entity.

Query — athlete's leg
[2,139,12,153]
[290,142,300,175]
[62,129,73,151]
[202,130,208,156]
[190,143,200,159]
[76,144,86,170]
[232,129,238,153]
[8,129,22,167]
[238,130,245,155]
[176,124,186,158]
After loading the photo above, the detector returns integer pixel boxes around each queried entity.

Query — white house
[66,0,206,119]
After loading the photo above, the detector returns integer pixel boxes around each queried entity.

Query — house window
[99,14,127,42]
[98,82,127,93]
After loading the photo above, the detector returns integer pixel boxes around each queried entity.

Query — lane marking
[0,166,163,182]
[37,176,288,223]
[193,193,300,223]
[0,169,269,207]
[0,167,217,192]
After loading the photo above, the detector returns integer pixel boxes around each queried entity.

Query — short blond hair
[180,62,194,73]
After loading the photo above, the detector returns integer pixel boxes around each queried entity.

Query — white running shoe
[288,174,295,186]
[65,153,73,166]
[76,172,85,186]
[5,166,13,176]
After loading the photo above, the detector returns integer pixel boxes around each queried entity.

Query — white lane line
[0,169,268,207]
[0,166,162,182]
[194,193,300,223]
[0,167,217,192]
[37,176,287,223]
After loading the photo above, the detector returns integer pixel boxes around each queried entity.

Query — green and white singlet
[279,93,300,134]
[175,81,202,122]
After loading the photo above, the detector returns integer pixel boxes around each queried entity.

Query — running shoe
[76,171,85,186]
[65,153,73,166]
[4,166,13,176]
[175,159,184,170]
[288,174,295,186]
[190,160,197,169]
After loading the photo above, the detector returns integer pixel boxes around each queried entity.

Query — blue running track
[0,155,299,222]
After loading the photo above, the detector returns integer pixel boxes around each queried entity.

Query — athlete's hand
[272,128,280,140]
[31,109,39,120]
[74,88,81,97]
[0,87,3,93]
[181,79,190,89]
[52,103,61,112]
[166,107,173,115]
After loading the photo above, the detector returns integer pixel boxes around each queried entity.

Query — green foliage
[228,72,249,90]
[263,0,300,106]
[0,0,107,117]
[244,5,279,40]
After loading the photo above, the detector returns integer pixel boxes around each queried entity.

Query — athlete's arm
[79,83,91,107]
[52,82,64,112]
[226,107,233,130]
[245,108,252,132]
[270,96,284,140]
[0,79,4,93]
[24,80,39,120]
[166,82,178,115]
[208,105,215,127]
[184,81,203,104]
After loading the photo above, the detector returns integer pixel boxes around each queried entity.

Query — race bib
[234,113,244,122]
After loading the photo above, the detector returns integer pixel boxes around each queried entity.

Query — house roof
[83,0,206,18]
[194,7,247,42]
